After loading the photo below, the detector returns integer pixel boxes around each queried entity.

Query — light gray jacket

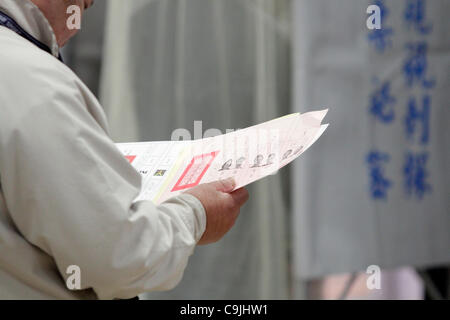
[0,0,206,299]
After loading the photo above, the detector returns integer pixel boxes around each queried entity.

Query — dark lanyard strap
[0,10,63,62]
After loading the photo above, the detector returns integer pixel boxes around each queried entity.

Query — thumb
[212,178,236,193]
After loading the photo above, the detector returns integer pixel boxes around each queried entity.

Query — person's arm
[0,64,246,299]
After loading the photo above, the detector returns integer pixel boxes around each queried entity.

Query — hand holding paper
[184,178,249,245]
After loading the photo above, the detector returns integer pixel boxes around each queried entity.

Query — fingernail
[223,177,236,191]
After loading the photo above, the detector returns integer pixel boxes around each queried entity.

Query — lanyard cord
[0,10,63,62]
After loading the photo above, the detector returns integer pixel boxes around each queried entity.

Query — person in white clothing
[0,0,249,299]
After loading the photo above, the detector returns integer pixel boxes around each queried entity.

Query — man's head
[31,0,94,47]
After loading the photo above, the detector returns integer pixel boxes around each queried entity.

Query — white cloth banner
[292,0,450,279]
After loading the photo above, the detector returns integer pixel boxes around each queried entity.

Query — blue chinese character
[366,151,392,200]
[367,0,393,53]
[404,0,432,34]
[369,82,396,123]
[404,152,432,198]
[405,95,431,144]
[368,28,394,53]
[403,42,435,89]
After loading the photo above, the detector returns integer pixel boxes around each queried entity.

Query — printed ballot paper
[116,110,329,204]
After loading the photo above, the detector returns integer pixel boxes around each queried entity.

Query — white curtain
[100,0,292,299]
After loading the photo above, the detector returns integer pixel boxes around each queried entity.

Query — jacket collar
[0,0,59,57]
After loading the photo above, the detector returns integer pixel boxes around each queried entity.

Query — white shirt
[0,0,206,300]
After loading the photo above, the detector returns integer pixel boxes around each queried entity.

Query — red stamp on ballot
[125,155,137,164]
[172,151,219,191]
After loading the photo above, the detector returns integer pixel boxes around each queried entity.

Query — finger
[230,187,249,207]
[213,177,236,193]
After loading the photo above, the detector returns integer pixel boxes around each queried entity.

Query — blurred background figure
[64,0,449,299]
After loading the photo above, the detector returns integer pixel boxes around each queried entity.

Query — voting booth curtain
[100,0,292,299]
[292,0,450,280]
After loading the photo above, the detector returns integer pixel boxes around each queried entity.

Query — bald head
[31,0,94,47]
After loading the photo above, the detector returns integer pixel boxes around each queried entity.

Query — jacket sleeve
[0,63,206,299]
